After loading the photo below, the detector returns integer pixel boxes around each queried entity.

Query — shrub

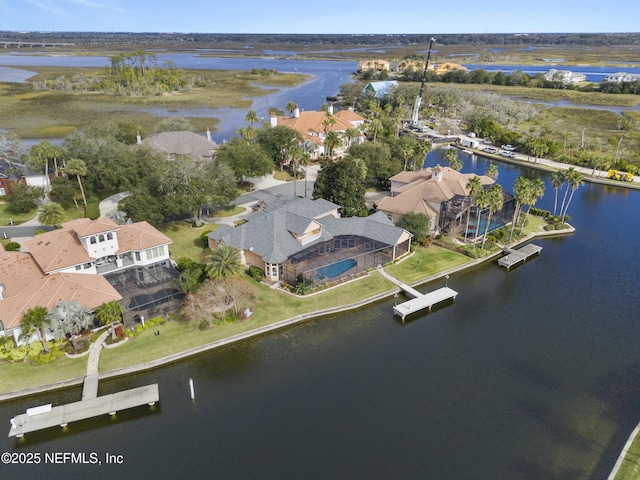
[3,241,21,251]
[200,229,213,243]
[247,265,264,282]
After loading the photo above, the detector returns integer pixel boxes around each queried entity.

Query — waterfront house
[376,165,513,235]
[362,81,399,99]
[544,69,587,84]
[207,195,412,286]
[605,72,640,83]
[0,218,175,342]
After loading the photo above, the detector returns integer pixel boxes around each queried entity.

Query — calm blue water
[315,258,357,279]
[461,63,640,82]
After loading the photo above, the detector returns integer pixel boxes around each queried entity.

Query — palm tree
[38,202,65,227]
[473,188,490,248]
[520,178,545,234]
[550,170,566,216]
[446,148,462,171]
[561,168,584,223]
[485,162,499,180]
[510,176,531,241]
[47,300,94,351]
[64,158,88,209]
[559,167,578,219]
[299,152,311,198]
[285,101,296,116]
[481,184,504,250]
[288,143,302,196]
[324,131,341,158]
[464,176,483,243]
[244,109,259,126]
[94,300,124,341]
[205,245,244,280]
[21,306,51,353]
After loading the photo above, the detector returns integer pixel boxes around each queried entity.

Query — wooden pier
[377,266,458,320]
[498,244,543,270]
[393,287,459,320]
[8,378,159,438]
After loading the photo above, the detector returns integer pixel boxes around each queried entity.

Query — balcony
[96,256,134,275]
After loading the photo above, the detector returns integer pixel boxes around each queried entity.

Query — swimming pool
[315,258,357,280]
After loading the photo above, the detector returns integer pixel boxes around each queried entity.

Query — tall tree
[21,306,51,353]
[485,162,499,180]
[205,245,244,280]
[550,170,566,216]
[47,300,94,351]
[64,158,88,209]
[521,178,545,234]
[285,101,296,116]
[38,202,65,227]
[256,125,303,171]
[510,176,530,241]
[480,184,504,250]
[446,148,462,171]
[313,157,366,217]
[464,176,483,242]
[245,109,259,126]
[216,137,273,182]
[324,131,341,158]
[561,168,584,223]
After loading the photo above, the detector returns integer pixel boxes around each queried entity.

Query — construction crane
[411,37,436,126]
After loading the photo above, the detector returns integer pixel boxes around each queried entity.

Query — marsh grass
[0,68,307,138]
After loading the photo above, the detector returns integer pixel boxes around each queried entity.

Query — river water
[1,149,639,479]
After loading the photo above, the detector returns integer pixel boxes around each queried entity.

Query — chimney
[206,127,211,142]
[294,104,300,118]
[433,165,443,182]
[328,102,334,115]
[136,131,141,145]
[270,112,277,128]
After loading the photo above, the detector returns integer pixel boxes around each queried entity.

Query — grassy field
[386,245,472,284]
[157,220,216,260]
[99,270,396,372]
[0,355,87,393]
[0,68,307,138]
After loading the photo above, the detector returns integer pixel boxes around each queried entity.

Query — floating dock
[498,244,542,270]
[377,266,458,320]
[8,380,159,438]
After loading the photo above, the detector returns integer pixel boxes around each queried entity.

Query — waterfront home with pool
[207,195,412,287]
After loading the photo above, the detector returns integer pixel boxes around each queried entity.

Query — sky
[0,0,638,34]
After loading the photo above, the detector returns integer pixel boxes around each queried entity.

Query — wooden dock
[393,287,458,320]
[8,382,159,438]
[377,266,458,320]
[498,244,543,270]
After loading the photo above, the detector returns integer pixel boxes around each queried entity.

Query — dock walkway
[377,266,458,320]
[498,244,542,270]
[8,326,159,438]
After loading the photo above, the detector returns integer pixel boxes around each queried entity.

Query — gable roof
[116,222,172,252]
[0,252,121,331]
[65,217,120,237]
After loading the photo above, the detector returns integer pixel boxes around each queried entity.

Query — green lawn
[0,355,87,394]
[158,221,218,260]
[99,271,396,372]
[613,429,640,479]
[386,246,472,284]
[0,202,38,226]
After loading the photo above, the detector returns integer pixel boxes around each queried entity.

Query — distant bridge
[0,41,75,48]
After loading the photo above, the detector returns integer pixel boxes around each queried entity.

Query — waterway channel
[1,151,639,479]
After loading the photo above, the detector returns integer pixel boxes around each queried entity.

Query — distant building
[362,80,399,99]
[270,104,365,159]
[605,72,640,83]
[141,130,217,161]
[544,69,587,84]
[357,59,390,72]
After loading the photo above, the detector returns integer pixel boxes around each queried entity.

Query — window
[135,251,141,262]
[90,236,97,245]
[98,234,105,242]
[107,232,113,240]
[145,246,165,261]
[75,265,82,271]
[84,263,92,269]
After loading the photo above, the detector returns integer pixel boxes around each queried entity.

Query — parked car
[482,138,492,145]
[501,144,516,151]
[482,147,497,154]
[500,151,516,158]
